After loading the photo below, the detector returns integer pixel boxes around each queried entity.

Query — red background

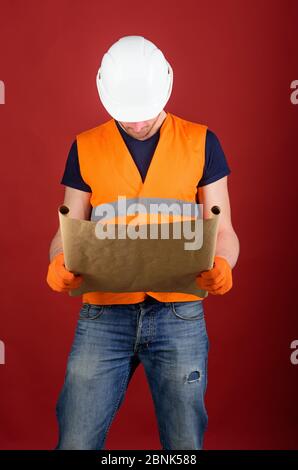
[0,0,297,450]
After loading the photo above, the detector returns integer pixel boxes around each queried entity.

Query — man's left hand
[196,256,233,295]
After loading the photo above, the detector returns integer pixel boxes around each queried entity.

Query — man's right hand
[46,252,83,293]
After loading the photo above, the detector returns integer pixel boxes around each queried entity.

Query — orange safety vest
[76,112,208,305]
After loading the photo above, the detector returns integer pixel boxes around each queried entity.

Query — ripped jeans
[55,296,209,450]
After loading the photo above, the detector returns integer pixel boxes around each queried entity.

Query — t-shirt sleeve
[60,139,92,192]
[197,129,231,187]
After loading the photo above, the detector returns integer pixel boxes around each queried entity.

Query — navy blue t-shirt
[60,119,231,192]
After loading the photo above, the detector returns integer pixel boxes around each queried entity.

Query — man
[47,35,240,450]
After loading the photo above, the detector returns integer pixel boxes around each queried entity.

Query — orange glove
[46,252,83,293]
[196,256,233,295]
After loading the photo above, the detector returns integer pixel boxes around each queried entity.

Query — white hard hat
[96,35,173,122]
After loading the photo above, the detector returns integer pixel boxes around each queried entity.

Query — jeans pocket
[170,300,204,321]
[79,303,105,321]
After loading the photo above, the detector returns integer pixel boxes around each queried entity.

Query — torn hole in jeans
[186,370,201,383]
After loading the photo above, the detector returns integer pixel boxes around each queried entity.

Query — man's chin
[133,132,149,138]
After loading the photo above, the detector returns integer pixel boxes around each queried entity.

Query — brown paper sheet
[58,205,221,298]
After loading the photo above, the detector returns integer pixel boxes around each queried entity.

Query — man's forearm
[49,229,63,262]
[214,228,240,269]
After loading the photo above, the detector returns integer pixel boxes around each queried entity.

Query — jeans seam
[80,304,104,320]
[101,362,131,449]
[87,306,104,320]
[170,302,204,321]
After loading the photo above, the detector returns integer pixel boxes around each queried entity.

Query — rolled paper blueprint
[58,204,221,297]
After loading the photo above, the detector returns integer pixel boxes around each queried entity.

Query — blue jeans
[55,296,209,450]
